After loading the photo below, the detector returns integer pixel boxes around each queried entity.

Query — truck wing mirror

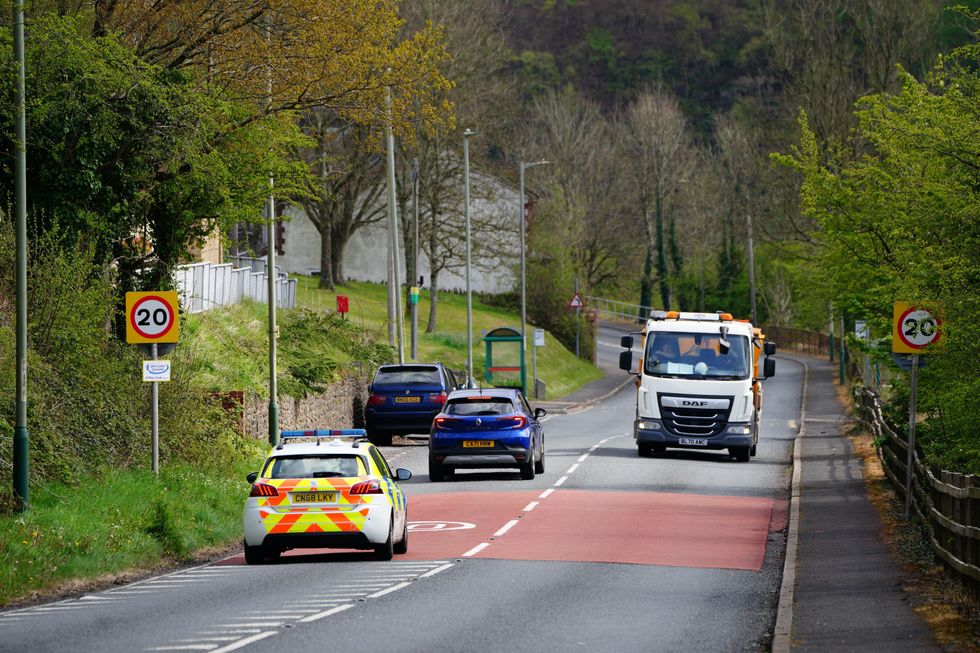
[764,341,777,356]
[620,334,634,349]
[763,357,776,378]
[619,350,633,373]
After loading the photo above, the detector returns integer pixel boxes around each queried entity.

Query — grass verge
[0,458,263,608]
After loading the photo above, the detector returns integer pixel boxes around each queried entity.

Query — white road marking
[28,606,86,612]
[462,542,490,557]
[214,622,283,628]
[208,632,278,653]
[566,463,579,474]
[539,488,555,499]
[577,453,589,462]
[298,604,354,624]
[197,631,262,636]
[175,637,239,643]
[589,444,600,452]
[419,563,454,578]
[493,519,520,537]
[523,501,539,512]
[367,582,412,598]
[554,476,568,487]
[146,645,217,651]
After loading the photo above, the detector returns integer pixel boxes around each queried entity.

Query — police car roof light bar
[277,429,369,449]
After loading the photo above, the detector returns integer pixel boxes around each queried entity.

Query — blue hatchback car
[365,363,459,446]
[428,388,546,482]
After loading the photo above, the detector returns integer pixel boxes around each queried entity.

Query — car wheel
[730,446,751,462]
[243,541,265,565]
[374,522,394,561]
[369,430,393,447]
[429,460,445,482]
[393,519,408,555]
[520,448,536,480]
[534,448,545,474]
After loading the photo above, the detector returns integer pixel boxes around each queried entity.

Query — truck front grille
[658,395,733,438]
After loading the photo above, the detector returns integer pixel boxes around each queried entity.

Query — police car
[242,429,411,564]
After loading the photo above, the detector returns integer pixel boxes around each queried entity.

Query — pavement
[531,354,941,652]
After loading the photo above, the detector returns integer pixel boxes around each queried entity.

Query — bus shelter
[483,327,526,393]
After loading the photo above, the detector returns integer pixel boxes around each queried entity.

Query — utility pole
[746,210,758,324]
[13,0,29,510]
[518,160,548,395]
[265,15,279,447]
[411,158,420,361]
[463,129,474,386]
[385,86,404,363]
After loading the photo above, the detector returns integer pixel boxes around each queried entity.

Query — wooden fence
[853,387,980,600]
[761,325,830,357]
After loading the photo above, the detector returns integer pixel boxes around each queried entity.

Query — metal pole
[746,211,758,324]
[151,344,159,475]
[267,177,279,446]
[532,334,538,399]
[575,275,580,358]
[519,163,527,395]
[13,0,29,511]
[839,313,846,385]
[411,158,419,361]
[385,87,404,363]
[904,354,919,519]
[463,129,474,386]
[828,302,835,362]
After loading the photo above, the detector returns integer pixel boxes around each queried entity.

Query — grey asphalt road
[0,331,803,653]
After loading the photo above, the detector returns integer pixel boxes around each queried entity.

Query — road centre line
[298,604,355,624]
[214,622,283,628]
[539,488,554,499]
[419,563,454,578]
[493,519,520,537]
[577,453,589,462]
[463,542,490,557]
[146,645,217,651]
[523,501,539,512]
[176,637,239,643]
[367,582,412,599]
[554,476,568,487]
[207,632,278,653]
[197,630,262,636]
[566,463,579,474]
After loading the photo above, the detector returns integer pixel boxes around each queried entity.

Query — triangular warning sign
[568,293,584,309]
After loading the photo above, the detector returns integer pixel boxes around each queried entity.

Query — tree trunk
[655,193,670,311]
[330,225,348,286]
[318,226,334,290]
[426,268,439,333]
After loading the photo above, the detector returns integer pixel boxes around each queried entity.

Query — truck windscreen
[643,332,750,380]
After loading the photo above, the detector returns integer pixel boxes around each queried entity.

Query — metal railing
[174,257,296,314]
[854,387,980,601]
[585,296,650,324]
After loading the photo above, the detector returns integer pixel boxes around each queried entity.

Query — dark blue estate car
[365,363,459,446]
[428,388,546,482]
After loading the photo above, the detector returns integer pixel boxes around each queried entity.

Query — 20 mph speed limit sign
[126,291,180,344]
[893,302,940,354]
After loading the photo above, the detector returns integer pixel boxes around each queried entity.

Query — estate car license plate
[678,438,708,446]
[394,396,421,403]
[291,492,337,503]
[462,440,495,448]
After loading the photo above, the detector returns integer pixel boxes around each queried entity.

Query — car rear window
[445,397,515,416]
[374,366,441,386]
[264,455,366,479]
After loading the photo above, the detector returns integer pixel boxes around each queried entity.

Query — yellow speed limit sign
[126,291,180,344]
[892,302,940,354]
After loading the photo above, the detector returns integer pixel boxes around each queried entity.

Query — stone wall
[242,370,370,440]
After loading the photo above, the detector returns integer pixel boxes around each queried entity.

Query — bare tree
[621,88,696,311]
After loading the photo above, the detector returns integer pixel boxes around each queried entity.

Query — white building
[276,170,521,294]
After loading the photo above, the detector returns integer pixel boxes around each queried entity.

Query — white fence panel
[174,258,295,314]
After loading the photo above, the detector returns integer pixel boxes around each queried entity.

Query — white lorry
[618,310,776,462]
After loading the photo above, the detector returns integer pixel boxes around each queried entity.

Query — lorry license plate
[678,438,708,446]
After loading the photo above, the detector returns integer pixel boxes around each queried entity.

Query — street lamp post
[13,0,29,510]
[519,160,548,396]
[384,86,405,363]
[463,129,475,387]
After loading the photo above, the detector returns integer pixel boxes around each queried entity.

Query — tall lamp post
[519,160,548,396]
[13,0,29,510]
[463,129,475,387]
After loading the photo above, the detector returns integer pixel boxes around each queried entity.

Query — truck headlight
[637,420,662,431]
[727,424,752,435]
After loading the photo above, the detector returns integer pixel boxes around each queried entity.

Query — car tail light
[350,479,383,495]
[249,483,279,497]
[367,394,386,406]
[497,415,527,429]
[428,393,447,405]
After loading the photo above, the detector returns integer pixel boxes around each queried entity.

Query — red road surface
[225,490,778,571]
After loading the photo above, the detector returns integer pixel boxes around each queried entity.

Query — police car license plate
[394,396,421,403]
[292,491,337,503]
[678,438,708,446]
[463,440,495,448]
